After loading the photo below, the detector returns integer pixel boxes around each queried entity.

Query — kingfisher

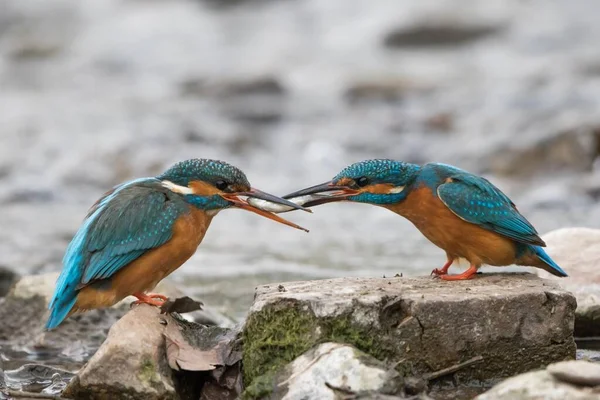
[46,158,308,329]
[283,159,567,281]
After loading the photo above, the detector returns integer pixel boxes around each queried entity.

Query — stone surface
[0,266,18,298]
[476,361,600,400]
[63,304,177,400]
[63,304,242,400]
[243,274,576,392]
[485,126,599,178]
[244,343,405,400]
[534,227,600,336]
[547,360,600,387]
[383,23,501,48]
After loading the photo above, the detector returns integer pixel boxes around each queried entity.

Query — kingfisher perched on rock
[283,159,567,281]
[46,158,308,329]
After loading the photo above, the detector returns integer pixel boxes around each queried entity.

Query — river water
[0,0,599,367]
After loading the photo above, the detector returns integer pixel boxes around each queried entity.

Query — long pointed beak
[283,181,359,208]
[221,188,310,232]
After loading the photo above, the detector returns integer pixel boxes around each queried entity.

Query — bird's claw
[131,292,169,308]
[430,268,447,277]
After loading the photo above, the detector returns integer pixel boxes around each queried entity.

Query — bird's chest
[385,186,516,264]
[387,187,460,247]
[166,207,214,265]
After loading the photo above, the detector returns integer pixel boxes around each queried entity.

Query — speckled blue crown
[158,158,250,187]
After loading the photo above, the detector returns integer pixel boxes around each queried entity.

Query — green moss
[242,371,278,400]
[242,300,401,399]
[242,301,318,388]
[320,314,391,362]
[138,358,159,385]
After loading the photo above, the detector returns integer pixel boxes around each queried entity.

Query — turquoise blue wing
[437,172,544,246]
[79,183,185,285]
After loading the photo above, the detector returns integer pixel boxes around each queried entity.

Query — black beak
[242,188,311,212]
[220,188,310,232]
[283,181,359,208]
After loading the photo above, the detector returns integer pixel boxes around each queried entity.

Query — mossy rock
[242,276,576,399]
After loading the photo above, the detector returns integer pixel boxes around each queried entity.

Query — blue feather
[532,246,568,277]
[433,165,544,246]
[46,178,181,329]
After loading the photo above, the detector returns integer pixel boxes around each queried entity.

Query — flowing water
[0,0,599,393]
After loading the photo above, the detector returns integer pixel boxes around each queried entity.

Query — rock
[0,272,125,362]
[64,305,242,400]
[244,343,407,400]
[63,305,177,400]
[383,23,500,48]
[547,360,600,387]
[424,112,454,133]
[476,361,600,400]
[243,274,576,392]
[0,273,234,370]
[486,126,599,178]
[534,228,600,336]
[0,265,18,298]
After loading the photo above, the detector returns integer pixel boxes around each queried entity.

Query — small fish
[248,195,325,213]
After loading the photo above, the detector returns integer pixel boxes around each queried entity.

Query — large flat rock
[243,274,576,391]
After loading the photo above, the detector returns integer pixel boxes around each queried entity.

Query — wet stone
[383,23,501,48]
[0,266,18,298]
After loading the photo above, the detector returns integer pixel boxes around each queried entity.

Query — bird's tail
[46,265,80,330]
[532,246,568,277]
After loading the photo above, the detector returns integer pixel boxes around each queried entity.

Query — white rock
[535,227,600,336]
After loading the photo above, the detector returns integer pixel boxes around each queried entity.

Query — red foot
[132,292,169,307]
[439,265,478,281]
[431,260,453,276]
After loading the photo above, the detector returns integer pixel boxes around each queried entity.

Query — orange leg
[439,265,478,281]
[431,259,454,276]
[132,292,168,307]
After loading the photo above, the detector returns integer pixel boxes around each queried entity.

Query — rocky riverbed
[1,0,600,398]
[0,263,598,399]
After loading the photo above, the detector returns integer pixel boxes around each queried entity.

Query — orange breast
[75,207,213,311]
[385,186,517,267]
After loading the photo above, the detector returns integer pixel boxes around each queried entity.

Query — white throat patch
[162,180,194,195]
[388,186,405,194]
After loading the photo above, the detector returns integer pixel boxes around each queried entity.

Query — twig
[424,355,484,381]
[7,390,63,399]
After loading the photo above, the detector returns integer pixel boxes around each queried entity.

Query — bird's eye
[215,180,228,191]
[356,177,369,187]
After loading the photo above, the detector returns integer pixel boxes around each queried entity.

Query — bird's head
[158,159,309,231]
[284,159,420,207]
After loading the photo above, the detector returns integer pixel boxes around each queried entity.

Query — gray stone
[245,343,406,400]
[534,227,600,336]
[547,360,600,387]
[0,266,18,298]
[63,304,177,400]
[64,305,242,400]
[383,23,501,48]
[0,273,234,364]
[476,362,600,400]
[485,126,599,178]
[242,274,576,393]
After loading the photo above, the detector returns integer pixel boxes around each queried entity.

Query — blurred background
[0,0,599,320]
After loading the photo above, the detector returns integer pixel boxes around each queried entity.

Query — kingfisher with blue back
[46,158,309,329]
[283,159,567,280]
